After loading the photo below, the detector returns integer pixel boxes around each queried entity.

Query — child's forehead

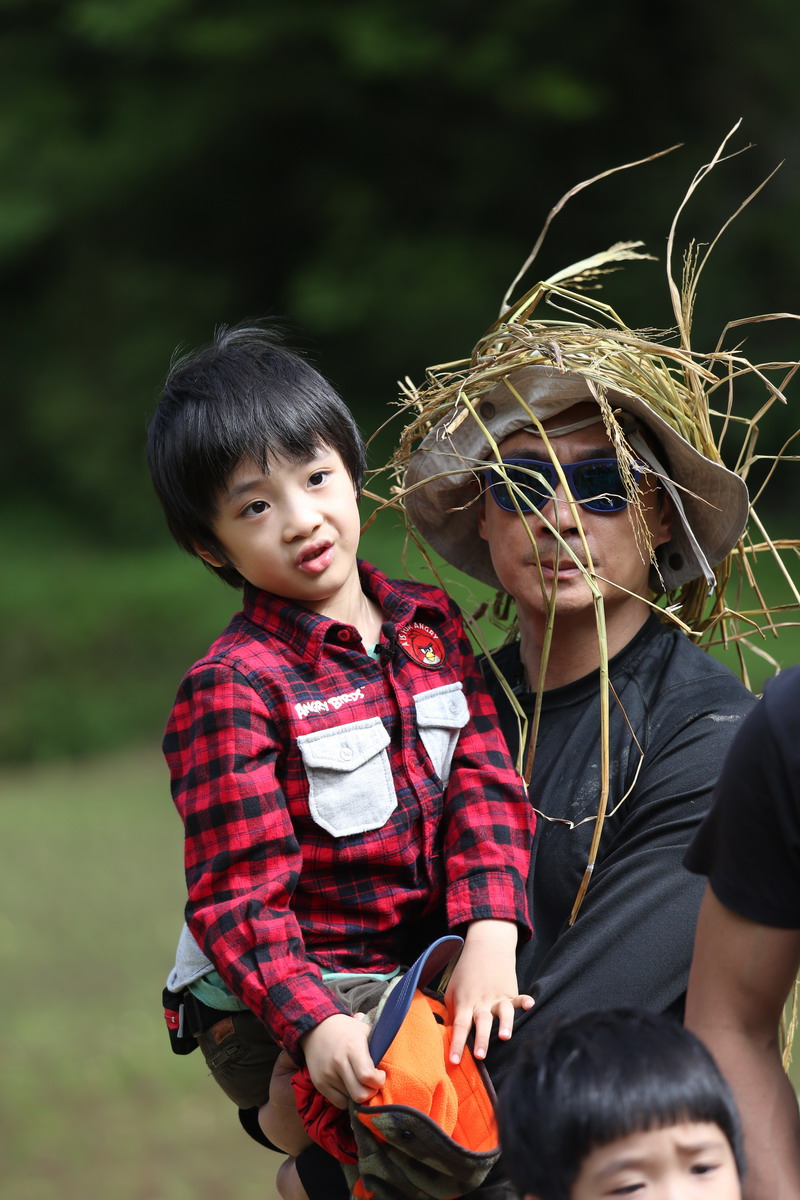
[226,443,337,481]
[572,1120,738,1198]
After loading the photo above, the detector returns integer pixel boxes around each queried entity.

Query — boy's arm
[444,919,534,1064]
[166,660,348,1059]
[437,606,535,941]
[301,1013,385,1108]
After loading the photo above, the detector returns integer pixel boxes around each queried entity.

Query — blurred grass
[2,742,800,1200]
[3,510,800,1195]
[0,747,284,1200]
[4,506,800,763]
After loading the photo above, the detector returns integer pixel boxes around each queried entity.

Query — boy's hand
[445,919,534,1065]
[300,1012,386,1109]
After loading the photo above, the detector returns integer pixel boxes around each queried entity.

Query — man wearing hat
[401,305,758,1067]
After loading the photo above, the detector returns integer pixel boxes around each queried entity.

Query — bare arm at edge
[685,885,800,1200]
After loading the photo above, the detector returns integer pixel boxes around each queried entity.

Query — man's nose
[532,484,580,529]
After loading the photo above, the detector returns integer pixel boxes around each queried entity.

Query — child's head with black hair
[496,1008,743,1200]
[147,324,367,588]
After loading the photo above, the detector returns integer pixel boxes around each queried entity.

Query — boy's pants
[196,975,390,1110]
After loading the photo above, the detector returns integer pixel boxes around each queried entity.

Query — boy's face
[197,445,362,617]
[563,1121,741,1200]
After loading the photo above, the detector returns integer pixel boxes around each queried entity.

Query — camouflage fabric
[341,987,501,1200]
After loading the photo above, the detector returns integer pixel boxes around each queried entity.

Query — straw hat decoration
[387,131,800,675]
[377,129,800,931]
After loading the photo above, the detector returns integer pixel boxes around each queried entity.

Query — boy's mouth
[296,541,334,574]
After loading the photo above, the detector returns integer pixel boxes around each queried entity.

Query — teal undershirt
[189,965,399,1010]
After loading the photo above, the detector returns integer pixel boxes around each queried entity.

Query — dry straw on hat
[386,127,800,682]
[374,128,800,930]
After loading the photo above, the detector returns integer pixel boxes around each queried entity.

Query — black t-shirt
[685,665,800,929]
[482,615,755,1065]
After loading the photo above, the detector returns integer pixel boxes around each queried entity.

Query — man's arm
[685,886,800,1200]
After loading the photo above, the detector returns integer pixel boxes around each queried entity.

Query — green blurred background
[4,2,800,1196]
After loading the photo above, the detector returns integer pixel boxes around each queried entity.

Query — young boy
[496,1008,744,1200]
[147,325,535,1151]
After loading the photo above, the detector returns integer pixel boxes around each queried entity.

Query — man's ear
[193,542,227,569]
[652,489,673,550]
[477,492,488,541]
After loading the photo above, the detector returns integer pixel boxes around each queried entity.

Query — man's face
[477,403,672,631]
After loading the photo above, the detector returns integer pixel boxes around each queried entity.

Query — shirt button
[340,744,353,761]
[337,628,353,642]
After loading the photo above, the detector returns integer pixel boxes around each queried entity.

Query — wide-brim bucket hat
[404,363,749,595]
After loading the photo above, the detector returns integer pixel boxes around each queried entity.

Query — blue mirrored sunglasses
[486,457,643,515]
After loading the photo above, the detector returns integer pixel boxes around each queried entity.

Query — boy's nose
[282,497,323,540]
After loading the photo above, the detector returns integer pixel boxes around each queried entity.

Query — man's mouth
[296,541,334,574]
[538,556,587,578]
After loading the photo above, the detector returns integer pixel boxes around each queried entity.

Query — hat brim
[369,935,463,1067]
[404,365,749,593]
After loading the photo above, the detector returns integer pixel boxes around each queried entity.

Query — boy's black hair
[146,324,366,587]
[496,1008,744,1200]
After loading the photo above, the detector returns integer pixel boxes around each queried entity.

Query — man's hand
[300,1012,386,1109]
[445,919,534,1064]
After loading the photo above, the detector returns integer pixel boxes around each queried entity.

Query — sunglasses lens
[489,462,555,512]
[571,461,631,511]
[488,458,639,514]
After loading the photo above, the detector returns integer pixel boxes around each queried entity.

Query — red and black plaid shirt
[164,561,533,1057]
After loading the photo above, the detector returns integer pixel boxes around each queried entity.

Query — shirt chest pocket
[297,717,397,838]
[413,682,470,787]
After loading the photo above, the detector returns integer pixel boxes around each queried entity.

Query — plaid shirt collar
[241,560,433,663]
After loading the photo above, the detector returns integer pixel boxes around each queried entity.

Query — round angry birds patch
[397,622,445,668]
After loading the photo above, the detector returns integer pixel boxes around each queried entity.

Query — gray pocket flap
[297,717,390,772]
[414,682,470,731]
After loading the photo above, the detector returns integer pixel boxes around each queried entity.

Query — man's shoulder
[612,623,756,757]
[743,665,800,753]
[626,619,754,701]
[761,663,800,711]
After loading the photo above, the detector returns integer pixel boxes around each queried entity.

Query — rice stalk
[382,131,800,953]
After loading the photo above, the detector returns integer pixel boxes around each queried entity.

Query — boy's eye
[245,500,269,515]
[308,469,330,487]
[689,1162,718,1176]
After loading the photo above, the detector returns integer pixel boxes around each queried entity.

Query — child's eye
[690,1162,718,1176]
[244,499,269,515]
[308,469,330,487]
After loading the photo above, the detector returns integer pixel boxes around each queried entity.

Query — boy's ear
[193,542,226,569]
